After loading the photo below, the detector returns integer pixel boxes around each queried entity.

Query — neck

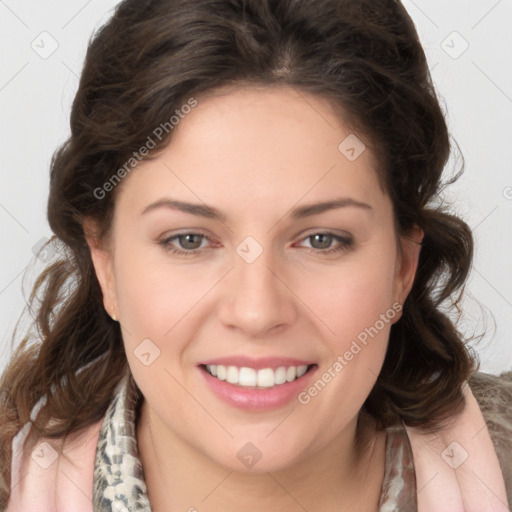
[137,401,386,512]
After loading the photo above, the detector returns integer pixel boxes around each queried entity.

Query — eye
[158,231,353,257]
[296,232,354,255]
[159,232,214,256]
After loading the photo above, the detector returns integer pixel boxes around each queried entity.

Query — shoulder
[468,370,512,505]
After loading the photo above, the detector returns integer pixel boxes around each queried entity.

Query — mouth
[198,360,319,411]
[198,361,318,412]
[200,363,317,389]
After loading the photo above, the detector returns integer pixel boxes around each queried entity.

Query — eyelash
[158,231,354,257]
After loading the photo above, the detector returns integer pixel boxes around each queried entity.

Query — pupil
[313,234,331,249]
[182,234,201,249]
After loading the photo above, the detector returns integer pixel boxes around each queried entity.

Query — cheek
[300,241,398,399]
[114,232,397,333]
[113,224,398,353]
[113,229,213,322]
[294,253,397,426]
[112,243,207,358]
[112,247,209,419]
[307,245,397,336]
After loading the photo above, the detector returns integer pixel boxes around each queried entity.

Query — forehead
[113,84,387,222]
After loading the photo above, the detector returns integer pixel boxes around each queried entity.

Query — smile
[199,362,318,411]
[203,364,312,388]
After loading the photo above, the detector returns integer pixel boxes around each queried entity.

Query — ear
[83,218,118,320]
[392,224,424,315]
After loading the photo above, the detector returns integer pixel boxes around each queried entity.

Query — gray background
[1,0,511,376]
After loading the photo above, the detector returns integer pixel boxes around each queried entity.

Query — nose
[217,244,298,338]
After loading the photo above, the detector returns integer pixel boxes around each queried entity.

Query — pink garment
[6,382,510,512]
[405,381,509,512]
[7,418,102,512]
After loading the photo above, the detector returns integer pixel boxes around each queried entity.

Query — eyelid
[293,231,353,251]
[159,228,352,244]
[160,230,217,247]
[159,228,354,256]
[295,227,353,240]
[159,228,213,241]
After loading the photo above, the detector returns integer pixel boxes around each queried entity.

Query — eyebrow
[140,196,373,222]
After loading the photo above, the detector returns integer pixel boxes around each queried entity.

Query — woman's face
[88,84,421,472]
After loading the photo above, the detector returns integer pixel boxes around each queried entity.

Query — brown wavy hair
[0,0,479,505]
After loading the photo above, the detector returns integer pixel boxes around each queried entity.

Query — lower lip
[199,365,318,411]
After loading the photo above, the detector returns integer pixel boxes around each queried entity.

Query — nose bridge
[218,235,296,335]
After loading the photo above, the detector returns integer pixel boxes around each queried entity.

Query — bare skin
[86,84,422,511]
[137,403,387,512]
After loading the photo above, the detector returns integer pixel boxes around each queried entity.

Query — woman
[1,0,511,511]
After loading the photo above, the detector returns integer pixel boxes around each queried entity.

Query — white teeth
[274,366,287,385]
[238,367,257,386]
[257,368,275,388]
[296,365,308,378]
[216,365,226,380]
[226,366,238,384]
[205,364,310,388]
[286,366,297,382]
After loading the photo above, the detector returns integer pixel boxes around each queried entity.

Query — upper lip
[198,356,315,370]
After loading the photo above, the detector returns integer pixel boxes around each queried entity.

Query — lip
[198,363,318,411]
[198,356,314,371]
